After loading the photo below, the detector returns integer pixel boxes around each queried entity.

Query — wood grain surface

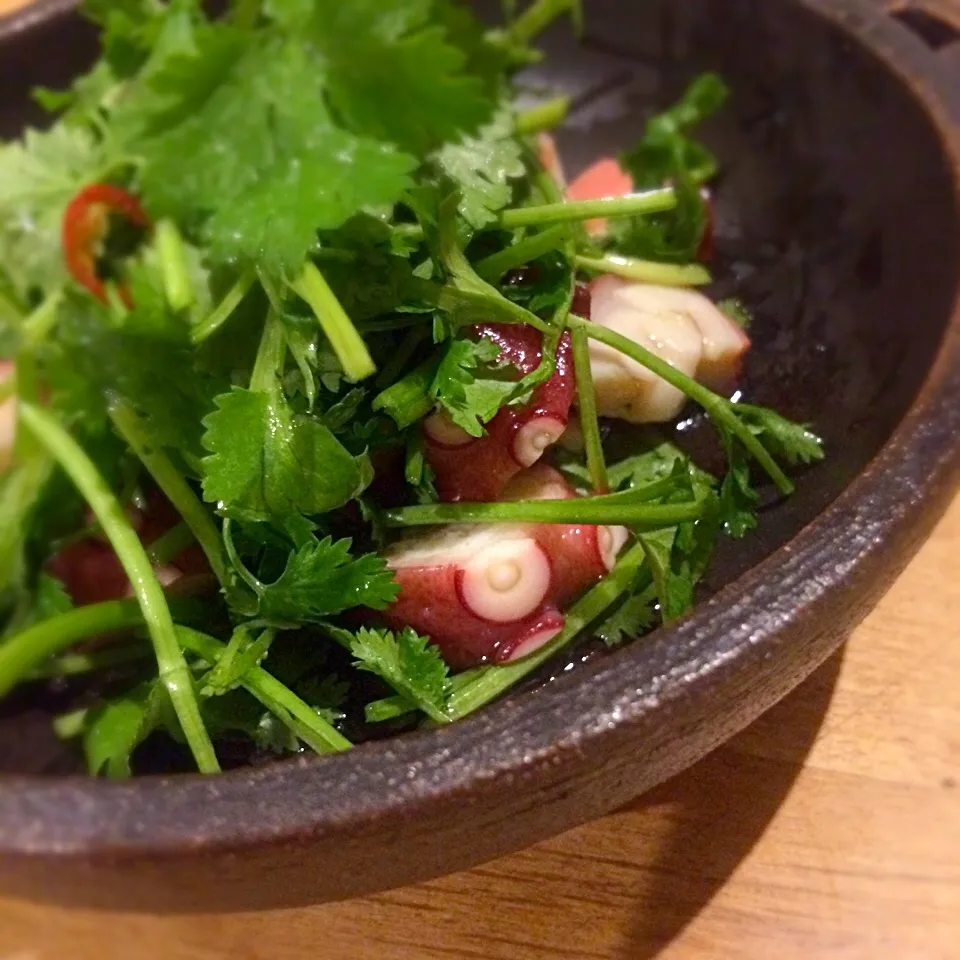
[0,500,955,960]
[1,0,959,955]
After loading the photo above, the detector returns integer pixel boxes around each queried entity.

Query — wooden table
[2,0,959,955]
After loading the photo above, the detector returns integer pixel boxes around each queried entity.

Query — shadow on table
[614,647,845,960]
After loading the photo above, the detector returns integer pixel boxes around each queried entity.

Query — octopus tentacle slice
[423,324,576,503]
[383,466,628,669]
[587,276,750,423]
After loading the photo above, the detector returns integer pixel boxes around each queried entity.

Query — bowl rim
[1,0,959,859]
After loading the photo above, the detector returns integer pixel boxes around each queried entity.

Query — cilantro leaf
[0,455,55,614]
[637,527,680,617]
[137,36,416,275]
[112,16,242,138]
[433,1,519,98]
[349,626,450,723]
[717,297,753,331]
[293,672,349,725]
[262,632,350,719]
[405,433,439,504]
[256,537,399,623]
[197,688,296,753]
[49,295,222,467]
[638,500,720,624]
[614,175,707,263]
[82,680,165,779]
[607,441,715,492]
[425,192,548,330]
[19,573,75,631]
[672,497,722,591]
[611,74,728,263]
[435,106,526,229]
[201,387,367,522]
[714,404,822,539]
[736,404,825,466]
[322,247,427,323]
[596,589,656,648]
[302,0,494,156]
[82,0,184,79]
[635,459,721,621]
[206,133,414,276]
[0,126,112,300]
[719,443,761,539]
[620,73,728,188]
[33,60,120,126]
[431,335,518,437]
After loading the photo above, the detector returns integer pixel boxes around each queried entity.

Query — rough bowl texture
[0,0,959,913]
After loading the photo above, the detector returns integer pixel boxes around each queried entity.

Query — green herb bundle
[0,0,823,776]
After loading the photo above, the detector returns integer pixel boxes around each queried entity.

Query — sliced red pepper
[62,183,150,307]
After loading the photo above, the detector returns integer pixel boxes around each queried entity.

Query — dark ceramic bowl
[1,0,959,914]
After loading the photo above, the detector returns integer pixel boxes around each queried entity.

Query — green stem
[522,139,580,355]
[146,521,195,567]
[509,0,582,44]
[190,269,255,345]
[575,254,711,287]
[515,96,571,135]
[435,283,553,334]
[156,220,194,312]
[20,288,64,346]
[475,224,570,282]
[176,627,352,755]
[372,354,439,429]
[432,195,555,337]
[568,316,794,495]
[9,288,60,462]
[256,267,286,314]
[109,400,229,585]
[18,403,219,774]
[571,325,609,493]
[445,542,646,720]
[250,310,287,394]
[0,599,146,698]
[222,518,264,597]
[202,624,272,693]
[384,493,702,529]
[289,262,376,383]
[395,191,676,243]
[500,191,675,230]
[364,695,413,724]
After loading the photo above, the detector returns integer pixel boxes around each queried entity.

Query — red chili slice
[62,184,150,307]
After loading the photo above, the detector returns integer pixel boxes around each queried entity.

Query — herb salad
[0,0,824,777]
